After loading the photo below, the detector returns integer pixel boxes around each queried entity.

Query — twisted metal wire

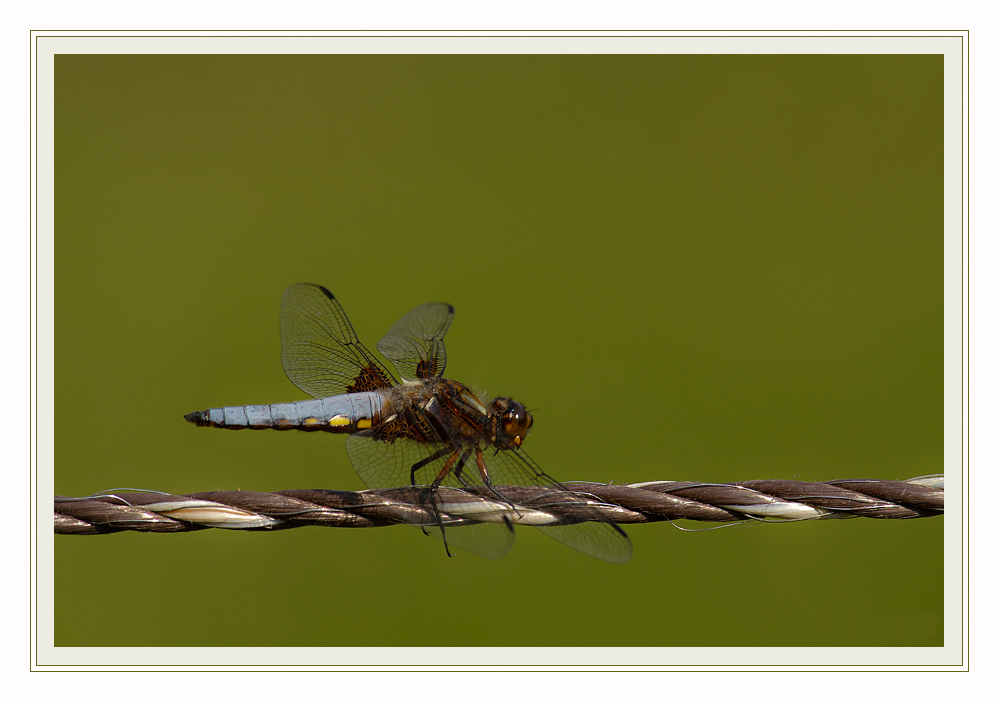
[54,475,943,535]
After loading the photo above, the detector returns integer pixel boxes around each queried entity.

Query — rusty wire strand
[54,475,943,535]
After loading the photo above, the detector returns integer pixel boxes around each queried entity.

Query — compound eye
[500,401,533,446]
[501,412,520,437]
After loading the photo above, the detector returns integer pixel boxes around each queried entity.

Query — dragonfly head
[492,397,533,448]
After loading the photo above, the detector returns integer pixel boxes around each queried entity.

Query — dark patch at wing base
[414,358,441,379]
[377,302,454,382]
[346,365,395,393]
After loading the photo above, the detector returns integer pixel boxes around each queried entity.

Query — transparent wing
[376,303,454,382]
[346,424,632,564]
[477,447,633,565]
[346,435,515,560]
[280,284,396,398]
[420,403,632,564]
[534,522,630,564]
[426,516,515,561]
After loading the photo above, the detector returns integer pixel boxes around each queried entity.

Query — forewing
[408,402,632,564]
[535,512,633,565]
[426,516,515,561]
[475,447,634,565]
[280,284,396,398]
[345,433,515,560]
[343,388,631,563]
[376,303,454,381]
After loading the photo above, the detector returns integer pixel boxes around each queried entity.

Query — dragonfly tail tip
[184,410,209,426]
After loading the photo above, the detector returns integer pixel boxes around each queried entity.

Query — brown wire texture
[54,475,943,535]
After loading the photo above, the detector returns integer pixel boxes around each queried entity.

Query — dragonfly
[185,284,632,563]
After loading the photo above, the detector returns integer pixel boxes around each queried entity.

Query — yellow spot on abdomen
[302,417,322,426]
[356,419,372,429]
[328,415,352,427]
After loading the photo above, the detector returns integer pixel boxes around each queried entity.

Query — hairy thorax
[372,378,492,445]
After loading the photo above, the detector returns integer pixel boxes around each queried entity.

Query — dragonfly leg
[476,447,520,513]
[409,446,452,486]
[414,446,479,558]
[475,447,492,487]
[431,450,462,490]
[418,448,464,557]
[449,449,474,488]
[417,487,456,558]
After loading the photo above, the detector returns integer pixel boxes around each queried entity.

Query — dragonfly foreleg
[476,447,520,512]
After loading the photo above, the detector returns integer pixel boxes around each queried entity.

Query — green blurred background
[55,54,943,649]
